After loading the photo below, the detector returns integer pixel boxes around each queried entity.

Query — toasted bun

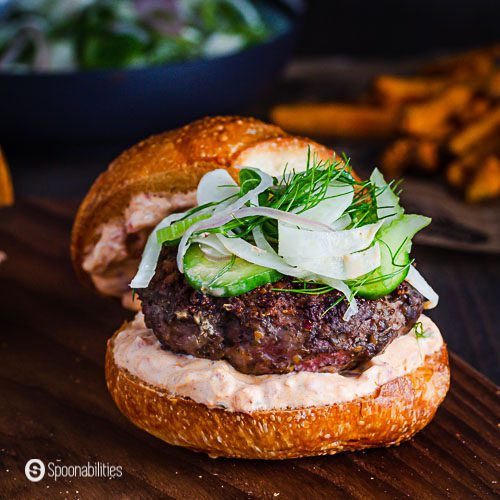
[71,116,335,288]
[105,322,450,460]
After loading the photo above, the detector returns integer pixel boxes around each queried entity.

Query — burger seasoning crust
[138,248,425,376]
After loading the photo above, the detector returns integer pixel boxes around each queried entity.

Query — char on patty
[137,248,425,375]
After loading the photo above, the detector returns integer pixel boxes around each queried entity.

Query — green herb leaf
[414,321,429,339]
[239,168,262,196]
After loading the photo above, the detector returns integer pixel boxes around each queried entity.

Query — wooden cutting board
[0,199,498,499]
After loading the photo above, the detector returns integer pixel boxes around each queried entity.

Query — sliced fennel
[177,168,274,272]
[196,168,239,206]
[192,234,232,260]
[284,243,381,281]
[330,214,352,231]
[252,225,276,254]
[295,183,354,225]
[278,221,383,259]
[130,211,188,289]
[216,233,309,278]
[130,158,438,319]
[370,168,403,223]
[406,265,439,309]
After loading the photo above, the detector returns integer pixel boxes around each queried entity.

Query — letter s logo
[25,459,45,482]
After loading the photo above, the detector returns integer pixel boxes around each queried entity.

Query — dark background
[299,0,499,57]
[6,0,500,198]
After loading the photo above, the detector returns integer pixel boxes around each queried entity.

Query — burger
[71,116,450,459]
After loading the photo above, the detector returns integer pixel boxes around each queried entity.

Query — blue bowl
[0,2,297,144]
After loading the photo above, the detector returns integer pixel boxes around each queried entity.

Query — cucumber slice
[355,214,430,299]
[156,213,211,246]
[184,244,282,297]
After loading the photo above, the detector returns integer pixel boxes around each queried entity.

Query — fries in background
[373,75,450,105]
[466,156,500,203]
[448,107,500,155]
[271,104,399,138]
[271,44,500,203]
[0,148,14,207]
[381,138,439,179]
[401,84,473,139]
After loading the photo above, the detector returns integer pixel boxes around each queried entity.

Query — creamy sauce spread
[83,219,127,275]
[124,192,197,234]
[83,191,196,298]
[113,313,443,413]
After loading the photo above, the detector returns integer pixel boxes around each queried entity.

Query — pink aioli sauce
[82,191,196,299]
[113,313,443,413]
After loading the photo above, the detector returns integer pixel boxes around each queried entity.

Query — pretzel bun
[71,116,335,290]
[106,321,450,460]
[73,116,449,460]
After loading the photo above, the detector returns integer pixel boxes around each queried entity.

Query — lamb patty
[137,248,425,375]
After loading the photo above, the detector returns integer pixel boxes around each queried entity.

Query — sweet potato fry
[448,106,500,155]
[466,156,500,203]
[373,75,449,105]
[457,97,491,125]
[272,44,500,202]
[380,139,412,178]
[446,135,500,187]
[0,147,14,207]
[270,103,399,138]
[446,157,478,188]
[422,44,500,78]
[401,85,473,139]
[381,138,439,179]
[484,70,500,99]
[461,130,500,159]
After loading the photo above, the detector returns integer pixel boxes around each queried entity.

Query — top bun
[71,116,335,291]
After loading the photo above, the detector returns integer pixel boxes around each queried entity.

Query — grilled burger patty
[138,248,425,375]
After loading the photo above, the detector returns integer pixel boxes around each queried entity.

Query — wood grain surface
[0,199,499,499]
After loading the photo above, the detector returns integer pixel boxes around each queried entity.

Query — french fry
[466,156,500,203]
[461,130,500,159]
[270,103,399,138]
[446,134,500,187]
[448,106,500,155]
[446,153,482,189]
[380,139,412,178]
[415,140,441,172]
[273,44,500,202]
[381,138,439,179]
[457,97,490,125]
[422,44,500,78]
[446,159,469,188]
[373,75,449,105]
[0,147,14,207]
[484,70,500,98]
[401,84,473,139]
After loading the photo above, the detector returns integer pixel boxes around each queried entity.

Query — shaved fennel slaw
[130,159,438,319]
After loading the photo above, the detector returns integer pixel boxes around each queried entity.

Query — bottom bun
[105,322,450,460]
